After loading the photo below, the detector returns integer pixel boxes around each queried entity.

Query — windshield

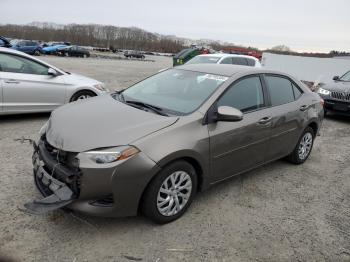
[10,39,19,45]
[186,56,220,65]
[340,71,350,81]
[121,69,228,115]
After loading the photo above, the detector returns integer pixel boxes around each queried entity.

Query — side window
[292,83,303,99]
[0,39,4,46]
[246,59,255,67]
[220,58,232,64]
[265,76,295,106]
[231,57,248,66]
[217,76,265,112]
[0,53,49,75]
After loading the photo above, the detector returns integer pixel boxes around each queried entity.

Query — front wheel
[70,90,96,102]
[287,127,315,164]
[34,50,41,56]
[142,161,197,224]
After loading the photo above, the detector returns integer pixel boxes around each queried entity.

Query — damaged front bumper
[25,136,161,217]
[25,140,80,214]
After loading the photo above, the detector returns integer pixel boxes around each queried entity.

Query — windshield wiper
[124,100,169,116]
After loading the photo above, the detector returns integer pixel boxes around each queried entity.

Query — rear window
[265,76,295,106]
[232,57,248,66]
[186,56,220,65]
[246,59,256,67]
[292,83,303,99]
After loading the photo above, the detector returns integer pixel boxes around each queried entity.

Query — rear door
[262,74,304,159]
[208,75,272,183]
[16,41,27,53]
[0,52,67,113]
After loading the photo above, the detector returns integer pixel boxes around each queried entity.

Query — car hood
[62,73,102,86]
[46,95,178,152]
[323,81,350,92]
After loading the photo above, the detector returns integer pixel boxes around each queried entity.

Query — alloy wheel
[298,132,313,160]
[157,171,192,216]
[76,94,91,100]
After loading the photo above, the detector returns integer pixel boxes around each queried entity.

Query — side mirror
[48,68,58,76]
[217,106,243,122]
[333,76,340,81]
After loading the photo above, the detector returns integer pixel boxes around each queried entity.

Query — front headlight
[81,146,140,164]
[317,88,331,95]
[93,83,109,92]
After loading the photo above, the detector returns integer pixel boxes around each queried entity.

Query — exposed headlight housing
[93,83,109,92]
[317,88,331,96]
[81,146,140,164]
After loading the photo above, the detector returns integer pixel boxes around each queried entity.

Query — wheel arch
[68,88,98,102]
[137,153,206,214]
[307,121,318,136]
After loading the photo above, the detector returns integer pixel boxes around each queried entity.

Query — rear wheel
[34,50,41,56]
[287,127,315,164]
[70,90,96,102]
[142,161,197,224]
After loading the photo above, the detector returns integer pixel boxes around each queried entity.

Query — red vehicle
[222,47,262,60]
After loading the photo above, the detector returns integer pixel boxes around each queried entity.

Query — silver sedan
[0,47,108,115]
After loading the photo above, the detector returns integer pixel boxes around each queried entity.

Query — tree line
[0,23,185,53]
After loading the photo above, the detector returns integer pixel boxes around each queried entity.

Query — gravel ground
[0,56,349,262]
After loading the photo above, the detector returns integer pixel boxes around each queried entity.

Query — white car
[0,47,108,115]
[186,53,261,67]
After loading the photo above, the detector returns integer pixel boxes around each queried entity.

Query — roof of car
[196,53,259,61]
[177,63,259,77]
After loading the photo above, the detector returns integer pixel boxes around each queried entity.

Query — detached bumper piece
[24,165,74,214]
[24,138,80,214]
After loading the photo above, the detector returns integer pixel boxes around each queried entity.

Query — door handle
[300,105,309,111]
[4,79,20,84]
[258,116,272,124]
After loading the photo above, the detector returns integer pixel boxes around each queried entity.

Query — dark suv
[124,50,145,59]
[317,71,350,115]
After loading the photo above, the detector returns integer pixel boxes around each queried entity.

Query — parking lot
[0,56,349,262]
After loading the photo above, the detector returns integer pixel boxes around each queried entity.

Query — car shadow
[325,112,350,123]
[0,113,51,123]
[62,159,287,229]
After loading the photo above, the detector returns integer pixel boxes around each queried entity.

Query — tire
[287,127,315,164]
[83,54,87,58]
[34,50,41,56]
[70,90,96,102]
[142,160,198,224]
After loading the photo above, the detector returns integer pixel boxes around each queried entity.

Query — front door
[0,52,66,113]
[208,75,272,183]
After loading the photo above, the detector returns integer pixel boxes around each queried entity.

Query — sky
[1,0,349,52]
